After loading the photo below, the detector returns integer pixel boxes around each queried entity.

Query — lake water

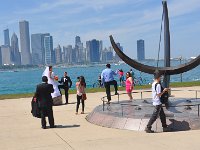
[0,60,199,95]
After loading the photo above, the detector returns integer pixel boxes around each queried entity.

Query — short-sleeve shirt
[101,68,117,83]
[152,82,161,106]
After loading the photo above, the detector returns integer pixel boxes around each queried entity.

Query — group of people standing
[101,64,134,103]
[34,64,170,133]
[34,66,86,129]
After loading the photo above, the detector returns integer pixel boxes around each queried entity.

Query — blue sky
[0,0,200,59]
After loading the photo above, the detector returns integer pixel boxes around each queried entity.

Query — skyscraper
[75,36,84,63]
[4,29,10,46]
[86,39,100,63]
[44,35,53,65]
[19,20,31,65]
[11,33,21,65]
[115,43,123,62]
[99,40,103,62]
[55,45,62,64]
[137,39,145,61]
[0,45,12,65]
[63,45,73,64]
[75,36,81,46]
[102,48,113,63]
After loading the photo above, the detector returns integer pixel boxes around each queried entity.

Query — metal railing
[101,89,200,112]
[121,103,200,117]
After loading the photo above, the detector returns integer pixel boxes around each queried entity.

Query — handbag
[31,96,41,118]
[82,93,87,100]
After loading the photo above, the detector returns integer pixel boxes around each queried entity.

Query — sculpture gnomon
[110,1,200,89]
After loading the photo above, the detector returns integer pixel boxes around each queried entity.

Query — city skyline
[0,0,199,59]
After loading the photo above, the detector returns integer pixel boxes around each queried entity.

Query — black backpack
[155,83,168,104]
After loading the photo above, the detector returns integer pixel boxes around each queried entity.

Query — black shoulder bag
[155,83,168,104]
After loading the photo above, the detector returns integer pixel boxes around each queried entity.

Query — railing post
[196,91,198,99]
[118,94,119,103]
[103,97,105,111]
[141,92,143,100]
[121,105,124,116]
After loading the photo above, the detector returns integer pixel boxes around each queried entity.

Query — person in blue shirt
[101,64,118,104]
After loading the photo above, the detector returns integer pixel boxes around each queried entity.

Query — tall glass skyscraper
[44,35,53,65]
[19,20,31,65]
[63,45,73,64]
[3,29,10,46]
[0,45,12,65]
[55,45,62,64]
[11,33,21,65]
[137,39,145,61]
[86,39,100,62]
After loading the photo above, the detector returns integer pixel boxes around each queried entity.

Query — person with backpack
[145,71,169,133]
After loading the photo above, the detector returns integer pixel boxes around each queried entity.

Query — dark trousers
[40,107,54,128]
[104,80,118,101]
[147,104,167,129]
[64,87,69,103]
[76,95,85,112]
[58,85,69,103]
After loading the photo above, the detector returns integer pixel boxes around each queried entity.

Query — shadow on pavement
[55,124,80,128]
[168,119,191,131]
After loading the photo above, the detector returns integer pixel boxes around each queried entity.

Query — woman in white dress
[42,66,62,104]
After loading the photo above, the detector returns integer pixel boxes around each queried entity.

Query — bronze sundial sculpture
[110,1,200,88]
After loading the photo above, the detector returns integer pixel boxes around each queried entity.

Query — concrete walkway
[0,86,200,150]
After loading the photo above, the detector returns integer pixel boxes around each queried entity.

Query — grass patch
[0,81,199,100]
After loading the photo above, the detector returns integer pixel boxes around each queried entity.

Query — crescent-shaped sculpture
[110,35,200,75]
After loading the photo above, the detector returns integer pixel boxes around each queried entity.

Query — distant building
[19,20,31,65]
[31,33,43,65]
[75,36,84,63]
[137,39,145,61]
[114,43,123,62]
[0,45,12,65]
[55,45,62,64]
[52,49,56,65]
[86,39,100,63]
[44,35,53,65]
[11,33,21,65]
[99,40,103,62]
[86,41,90,63]
[63,45,73,64]
[102,48,113,63]
[4,29,10,46]
[75,36,81,46]
[0,47,2,66]
[31,33,50,65]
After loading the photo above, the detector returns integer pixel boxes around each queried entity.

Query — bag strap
[155,83,159,92]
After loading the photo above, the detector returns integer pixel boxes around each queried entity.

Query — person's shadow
[168,119,191,131]
[45,124,80,129]
[56,124,80,128]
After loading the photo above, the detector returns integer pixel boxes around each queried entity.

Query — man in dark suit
[35,76,55,129]
[58,72,72,104]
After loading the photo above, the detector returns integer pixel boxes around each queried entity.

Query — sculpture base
[86,98,200,132]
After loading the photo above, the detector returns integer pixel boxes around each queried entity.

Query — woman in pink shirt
[76,76,86,114]
[126,72,134,101]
